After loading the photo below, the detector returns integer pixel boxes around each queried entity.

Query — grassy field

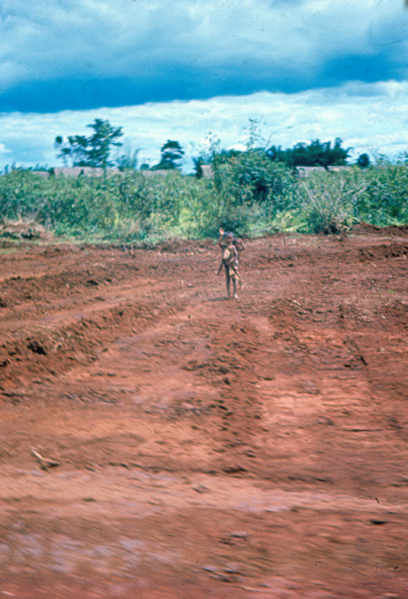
[1,156,408,244]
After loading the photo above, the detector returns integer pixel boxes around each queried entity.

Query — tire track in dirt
[1,236,408,597]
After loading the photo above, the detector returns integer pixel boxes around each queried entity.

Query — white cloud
[0,143,12,155]
[0,80,407,170]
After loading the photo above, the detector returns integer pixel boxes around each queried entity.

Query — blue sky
[0,0,407,169]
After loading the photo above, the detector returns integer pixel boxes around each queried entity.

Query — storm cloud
[0,0,407,112]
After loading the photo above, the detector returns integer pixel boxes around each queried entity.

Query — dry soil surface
[1,231,408,598]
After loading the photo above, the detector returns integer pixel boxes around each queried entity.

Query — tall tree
[357,153,370,168]
[152,140,184,170]
[55,119,123,168]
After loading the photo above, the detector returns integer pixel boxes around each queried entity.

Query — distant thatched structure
[140,169,173,177]
[49,167,177,178]
[295,166,353,177]
[50,167,123,177]
[32,171,50,179]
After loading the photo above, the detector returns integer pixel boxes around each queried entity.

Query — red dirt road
[1,231,408,598]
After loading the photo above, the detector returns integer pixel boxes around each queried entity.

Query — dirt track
[1,229,408,598]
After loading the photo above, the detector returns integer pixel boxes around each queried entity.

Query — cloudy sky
[0,0,407,169]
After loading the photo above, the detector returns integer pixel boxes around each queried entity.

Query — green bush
[1,159,408,244]
[299,170,366,234]
[356,163,408,225]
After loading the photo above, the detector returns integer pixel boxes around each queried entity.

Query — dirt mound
[156,238,214,253]
[1,236,408,597]
[354,221,408,236]
[357,243,408,261]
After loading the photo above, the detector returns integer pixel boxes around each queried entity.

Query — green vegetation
[2,121,408,244]
[152,140,185,171]
[268,137,351,169]
[55,119,124,168]
[357,153,370,169]
[1,157,408,244]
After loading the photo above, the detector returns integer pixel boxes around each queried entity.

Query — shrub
[0,161,408,244]
[299,170,367,234]
[357,164,408,225]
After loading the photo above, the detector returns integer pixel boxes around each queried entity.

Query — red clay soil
[0,232,408,598]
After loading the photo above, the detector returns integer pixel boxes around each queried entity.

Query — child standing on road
[217,228,244,299]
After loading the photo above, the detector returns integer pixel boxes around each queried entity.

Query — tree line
[55,118,371,174]
[1,124,407,245]
[55,120,185,171]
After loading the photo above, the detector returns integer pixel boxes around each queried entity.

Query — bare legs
[225,271,238,299]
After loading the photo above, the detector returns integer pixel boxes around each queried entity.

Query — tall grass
[0,161,407,244]
[299,169,367,234]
